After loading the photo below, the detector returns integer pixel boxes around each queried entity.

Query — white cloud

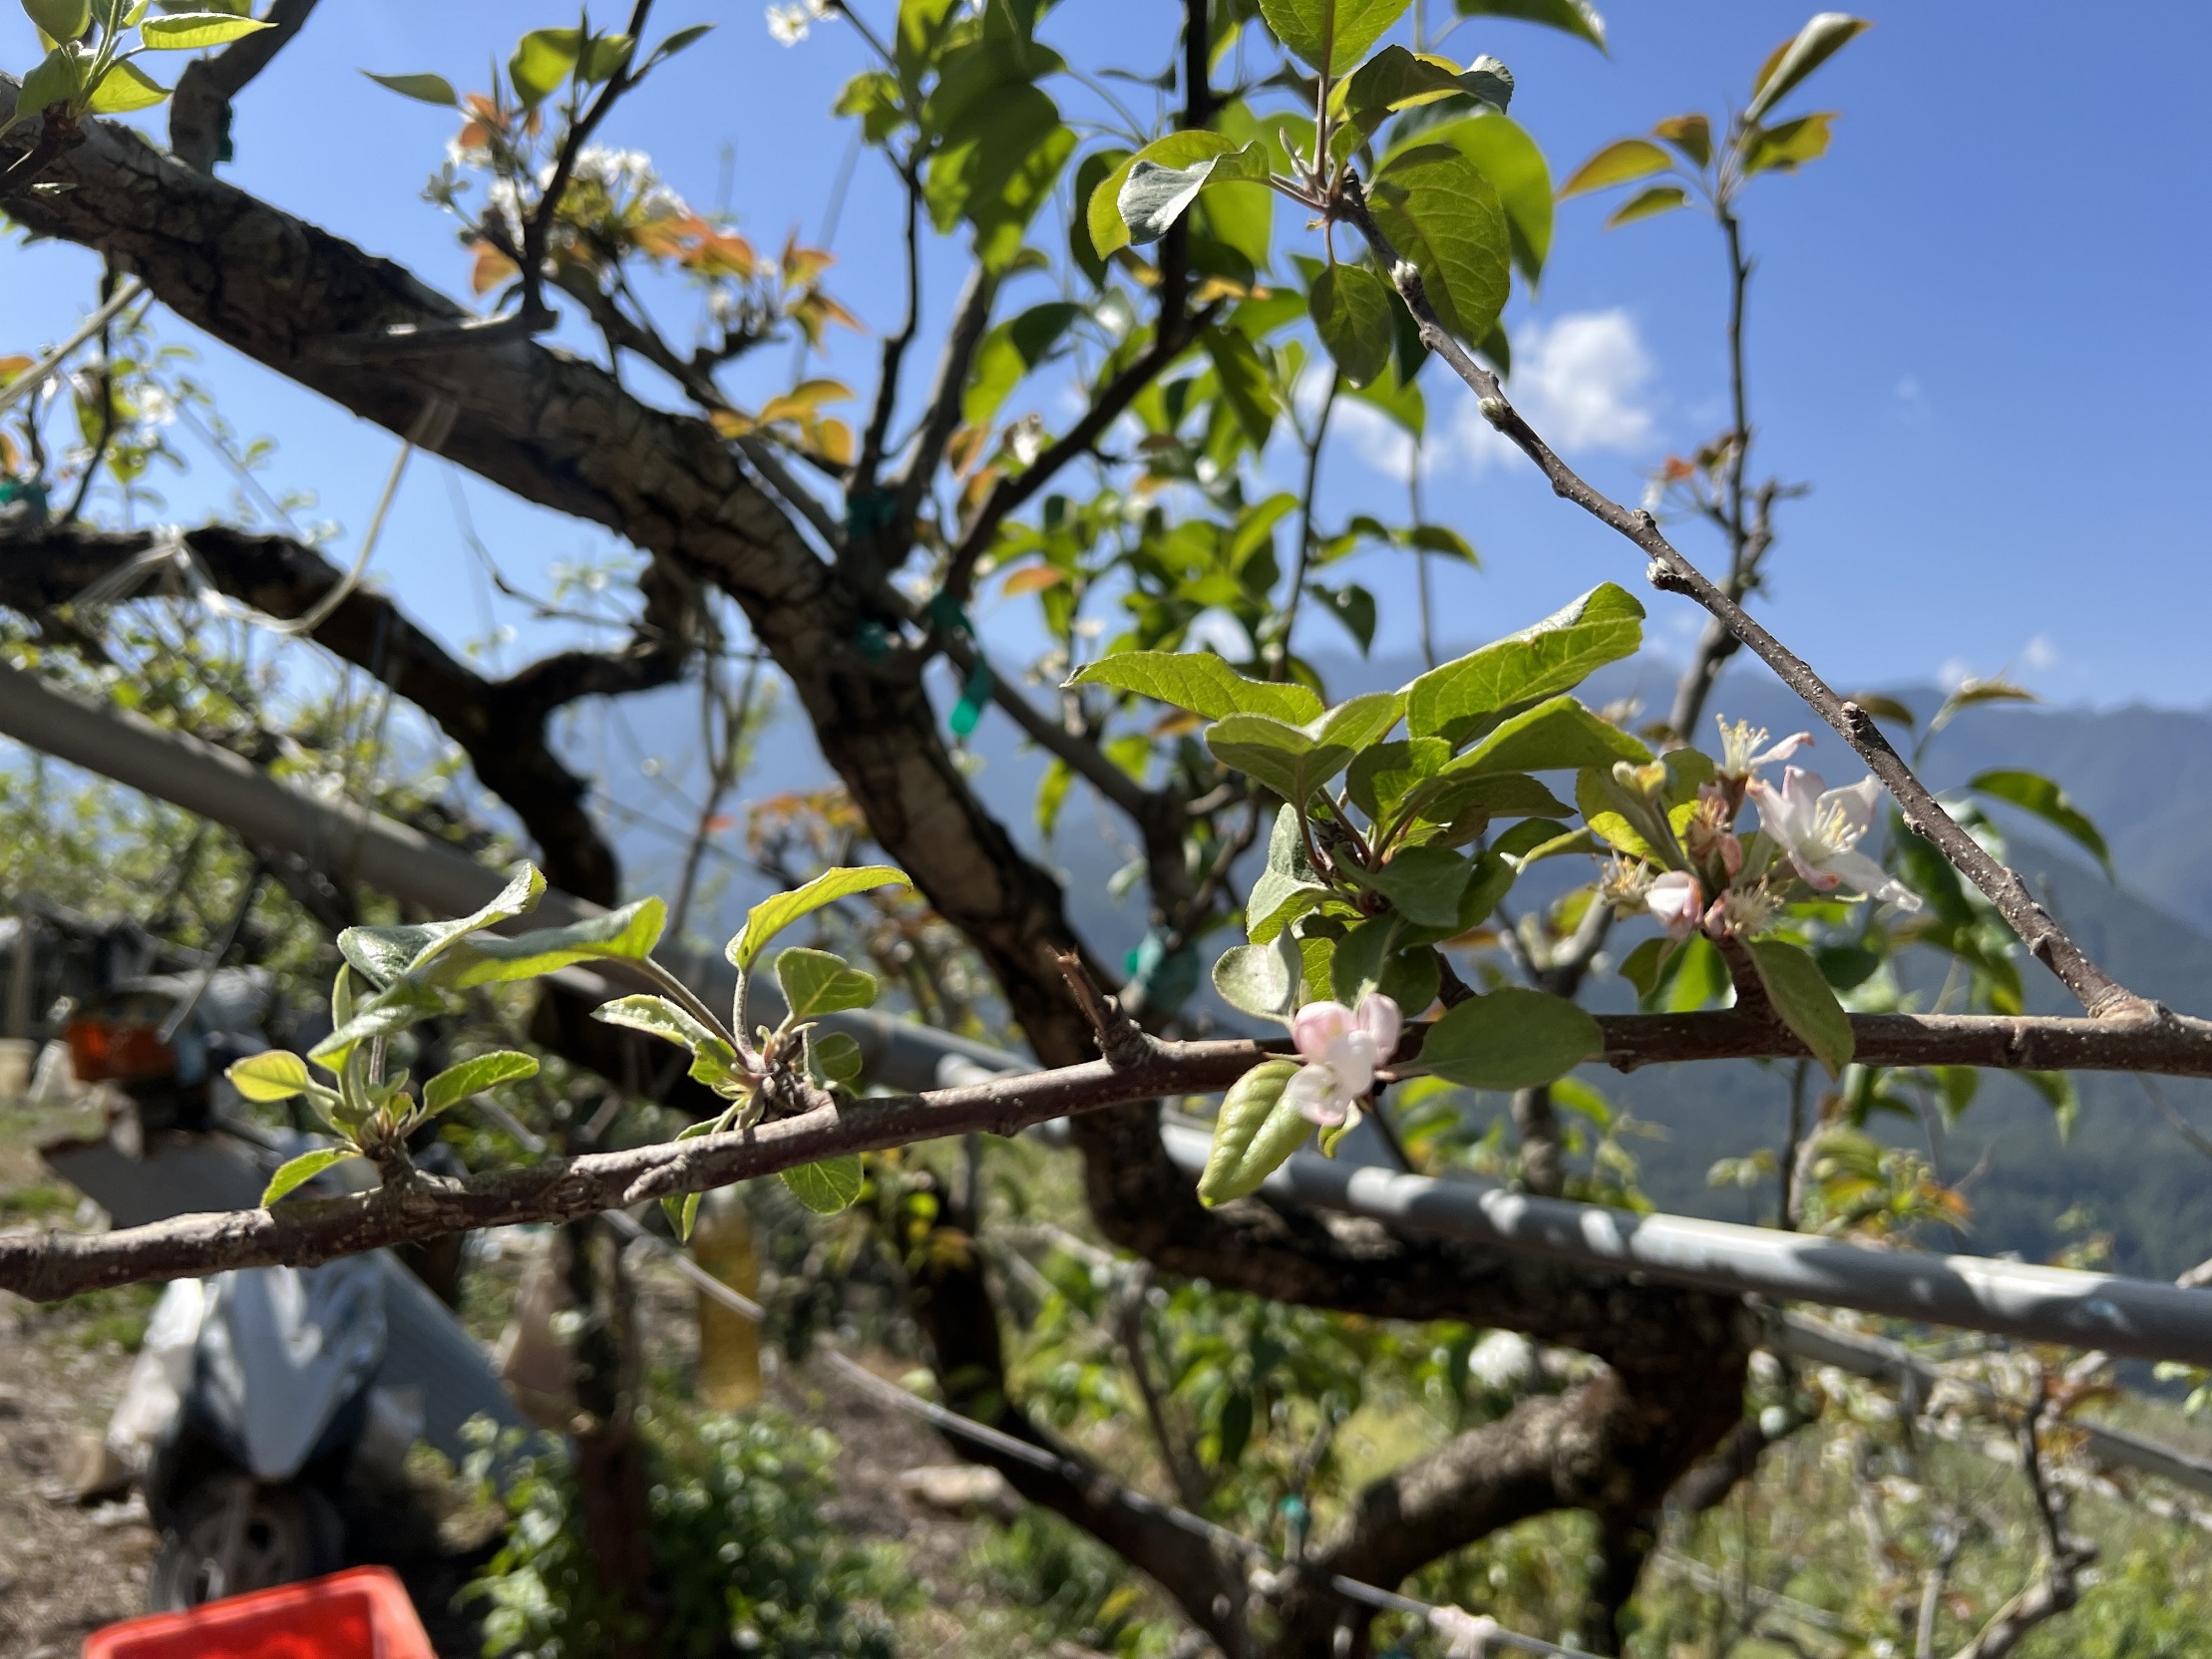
[1439,308,1659,474]
[2022,633,2059,673]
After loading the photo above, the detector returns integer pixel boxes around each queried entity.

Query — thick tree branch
[169,0,321,174]
[0,520,684,903]
[1341,190,2143,1022]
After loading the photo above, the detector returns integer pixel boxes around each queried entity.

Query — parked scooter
[124,1241,392,1608]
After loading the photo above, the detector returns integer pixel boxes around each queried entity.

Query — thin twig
[1340,187,2148,1022]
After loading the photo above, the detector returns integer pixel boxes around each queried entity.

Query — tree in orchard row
[0,3,2182,1655]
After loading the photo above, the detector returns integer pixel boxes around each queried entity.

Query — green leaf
[963,301,1085,428]
[1745,12,1869,124]
[1117,137,1271,245]
[1652,113,1711,167]
[1308,261,1395,388]
[1200,322,1279,449]
[440,897,667,987]
[261,1147,354,1207]
[665,1190,702,1242]
[644,22,715,69]
[1367,144,1512,348]
[1247,806,1334,942]
[1089,132,1259,256]
[1344,47,1513,134]
[363,70,460,107]
[575,32,635,86]
[423,1050,541,1117]
[782,1155,867,1214]
[1198,1060,1311,1204]
[1365,844,1472,928]
[308,977,450,1068]
[1390,114,1552,285]
[592,994,726,1054]
[1440,693,1651,777]
[1328,913,1439,1011]
[1348,738,1452,824]
[1207,691,1404,808]
[1417,987,1601,1090]
[1557,136,1671,197]
[775,947,881,1018]
[338,865,546,987]
[11,44,85,131]
[1213,931,1303,1021]
[1070,650,1321,724]
[1747,938,1854,1075]
[138,10,269,47]
[1617,936,1666,1000]
[1742,111,1835,176]
[1968,770,2112,878]
[1259,0,1414,76]
[729,866,911,971]
[227,1049,313,1103]
[85,59,169,113]
[1068,148,1122,283]
[1664,931,1730,1012]
[1405,583,1644,744]
[1451,0,1606,51]
[2022,1070,2077,1142]
[1606,184,1688,227]
[930,85,1073,270]
[807,1029,865,1089]
[509,24,582,107]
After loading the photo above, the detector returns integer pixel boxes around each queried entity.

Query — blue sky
[5,0,2209,714]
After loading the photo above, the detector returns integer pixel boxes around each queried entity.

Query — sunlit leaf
[1748,937,1854,1074]
[1198,1060,1310,1204]
[1417,987,1601,1089]
[1969,770,2113,879]
[1557,136,1670,198]
[423,1050,541,1116]
[728,866,911,970]
[1745,13,1870,125]
[261,1147,354,1207]
[364,70,459,107]
[782,1155,866,1214]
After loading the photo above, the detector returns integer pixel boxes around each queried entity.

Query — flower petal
[1324,1031,1380,1098]
[1820,847,1922,911]
[1789,849,1842,891]
[1750,731,1814,768]
[1286,1062,1348,1127]
[1354,993,1403,1058]
[1819,776,1885,842]
[1291,1001,1354,1063]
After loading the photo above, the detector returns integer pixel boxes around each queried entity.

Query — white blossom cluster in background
[766,0,835,46]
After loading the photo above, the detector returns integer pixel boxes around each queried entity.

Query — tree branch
[169,0,321,173]
[0,520,685,903]
[1341,189,2145,1022]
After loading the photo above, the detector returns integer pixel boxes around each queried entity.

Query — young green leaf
[1213,930,1304,1021]
[85,60,169,113]
[261,1146,355,1207]
[592,994,727,1054]
[1089,132,1261,257]
[1344,46,1512,134]
[1747,937,1854,1075]
[775,947,881,1019]
[509,24,583,107]
[1440,693,1651,777]
[423,1050,541,1117]
[1557,136,1671,197]
[643,21,715,71]
[1387,113,1552,285]
[1741,111,1835,176]
[782,1155,867,1215]
[1070,650,1322,724]
[1744,12,1869,124]
[728,865,912,970]
[963,300,1085,428]
[1366,144,1512,347]
[1258,0,1413,77]
[1117,138,1271,245]
[806,1029,865,1089]
[1198,1059,1312,1204]
[1606,184,1688,227]
[665,1190,702,1242]
[338,864,546,987]
[138,10,271,48]
[440,897,667,987]
[1416,987,1601,1089]
[10,44,86,131]
[227,1049,314,1102]
[1967,770,2112,878]
[363,70,460,106]
[307,976,450,1069]
[1246,805,1335,943]
[1405,583,1645,744]
[1308,261,1395,388]
[1365,844,1473,928]
[1451,0,1606,52]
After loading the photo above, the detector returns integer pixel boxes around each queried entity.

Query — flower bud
[21,0,91,43]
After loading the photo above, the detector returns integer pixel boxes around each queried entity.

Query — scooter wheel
[146,1478,344,1611]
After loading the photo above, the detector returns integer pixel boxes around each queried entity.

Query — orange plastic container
[82,1566,434,1659]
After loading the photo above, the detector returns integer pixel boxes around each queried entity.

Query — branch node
[1053,949,1152,1069]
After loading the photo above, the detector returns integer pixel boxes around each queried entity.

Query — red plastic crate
[83,1566,434,1659]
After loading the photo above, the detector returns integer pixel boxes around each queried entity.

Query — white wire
[0,278,147,420]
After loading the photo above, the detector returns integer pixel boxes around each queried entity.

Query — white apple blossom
[1646,869,1703,939]
[1284,994,1401,1127]
[1715,714,1812,779]
[1747,767,1922,911]
[766,0,833,44]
